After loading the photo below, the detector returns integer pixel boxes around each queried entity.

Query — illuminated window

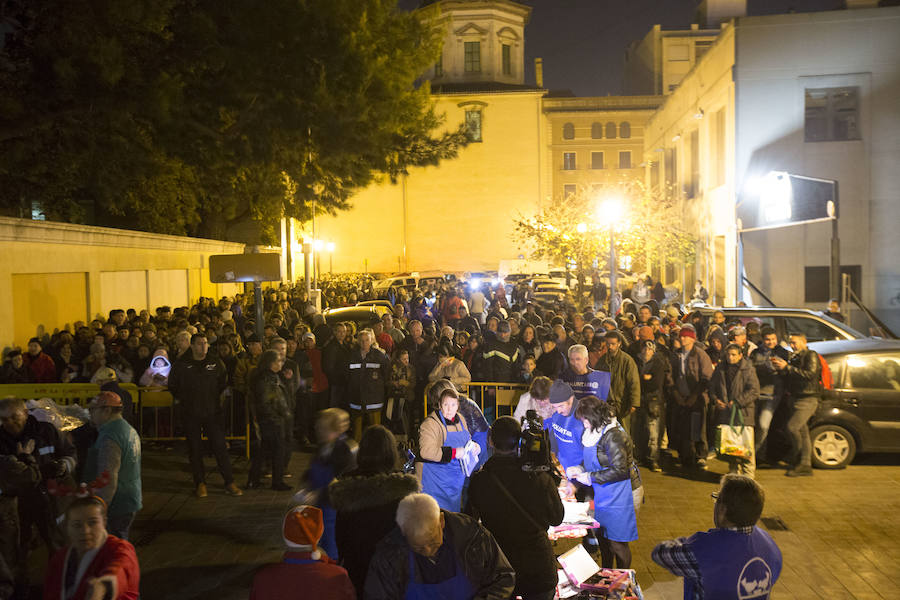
[502,44,511,75]
[563,152,576,170]
[591,152,604,169]
[562,123,575,140]
[465,109,482,142]
[620,122,631,138]
[805,87,860,142]
[591,122,603,139]
[563,184,577,198]
[618,151,632,169]
[605,122,616,139]
[464,42,481,73]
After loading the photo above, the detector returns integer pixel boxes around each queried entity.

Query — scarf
[582,417,619,447]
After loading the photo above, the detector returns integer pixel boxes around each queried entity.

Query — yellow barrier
[0,383,251,459]
[423,381,528,420]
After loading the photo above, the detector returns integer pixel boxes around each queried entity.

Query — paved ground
[46,444,900,600]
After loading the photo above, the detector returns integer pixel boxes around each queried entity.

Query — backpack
[818,353,833,391]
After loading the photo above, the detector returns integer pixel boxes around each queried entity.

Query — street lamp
[597,196,625,315]
[326,241,335,273]
[313,239,324,288]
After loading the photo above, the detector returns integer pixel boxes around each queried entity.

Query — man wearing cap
[543,380,585,478]
[83,391,142,540]
[535,335,566,381]
[250,505,355,600]
[668,326,714,470]
[595,331,641,433]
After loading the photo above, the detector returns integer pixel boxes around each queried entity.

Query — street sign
[209,253,282,283]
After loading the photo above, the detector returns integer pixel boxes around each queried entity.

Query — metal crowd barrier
[423,381,528,423]
[0,383,251,458]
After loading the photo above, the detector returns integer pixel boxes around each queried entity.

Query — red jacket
[44,536,140,600]
[250,551,355,600]
[305,348,329,393]
[25,352,57,383]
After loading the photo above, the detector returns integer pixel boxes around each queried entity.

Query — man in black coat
[346,329,391,441]
[465,417,564,600]
[481,320,523,383]
[169,333,242,497]
[771,332,821,477]
[535,334,566,380]
[322,322,352,411]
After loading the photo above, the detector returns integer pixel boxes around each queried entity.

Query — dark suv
[695,307,866,343]
[807,339,900,469]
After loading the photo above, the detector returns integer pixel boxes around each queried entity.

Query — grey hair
[567,344,588,359]
[396,493,440,537]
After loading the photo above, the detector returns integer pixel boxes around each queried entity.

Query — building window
[805,87,860,142]
[465,109,482,142]
[591,122,603,139]
[562,123,575,140]
[591,152,604,170]
[605,122,616,139]
[435,53,443,78]
[502,44,511,75]
[619,122,631,139]
[563,184,577,198]
[618,151,632,169]
[464,41,481,73]
[563,152,576,170]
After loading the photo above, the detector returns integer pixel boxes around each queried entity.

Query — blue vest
[544,405,584,471]
[563,368,611,400]
[686,527,782,600]
[85,418,143,516]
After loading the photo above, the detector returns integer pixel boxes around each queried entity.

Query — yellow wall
[316,90,547,274]
[0,218,243,349]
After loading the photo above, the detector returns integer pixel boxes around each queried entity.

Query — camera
[518,409,552,472]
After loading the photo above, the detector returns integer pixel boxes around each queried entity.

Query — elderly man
[365,493,514,600]
[561,344,611,400]
[652,474,782,599]
[83,391,143,540]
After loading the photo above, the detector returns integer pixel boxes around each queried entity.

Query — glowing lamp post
[326,241,336,273]
[313,239,324,288]
[598,196,625,315]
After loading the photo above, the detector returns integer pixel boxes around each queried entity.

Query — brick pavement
[116,446,900,599]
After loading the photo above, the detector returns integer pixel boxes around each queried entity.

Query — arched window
[562,123,575,140]
[606,122,617,139]
[620,122,631,138]
[591,122,603,139]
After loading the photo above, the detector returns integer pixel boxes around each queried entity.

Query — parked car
[357,300,394,311]
[322,305,389,329]
[694,306,867,343]
[372,275,418,297]
[807,338,900,469]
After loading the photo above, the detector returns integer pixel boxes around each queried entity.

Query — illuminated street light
[576,222,587,234]
[313,239,324,252]
[759,171,792,224]
[326,241,335,273]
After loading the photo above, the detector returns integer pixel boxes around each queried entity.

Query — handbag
[716,402,754,460]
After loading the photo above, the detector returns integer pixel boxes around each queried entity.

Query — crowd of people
[0,271,812,599]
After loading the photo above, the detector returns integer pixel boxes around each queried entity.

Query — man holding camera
[465,416,564,600]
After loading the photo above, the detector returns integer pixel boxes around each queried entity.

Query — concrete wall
[315,90,546,274]
[0,218,244,348]
[733,7,900,331]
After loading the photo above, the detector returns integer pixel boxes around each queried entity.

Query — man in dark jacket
[323,323,352,411]
[535,335,566,381]
[466,417,564,600]
[667,326,714,470]
[749,327,790,460]
[771,332,821,477]
[0,435,41,598]
[595,331,641,432]
[481,321,522,383]
[169,333,242,497]
[346,329,391,441]
[634,340,671,472]
[398,320,436,427]
[365,493,515,600]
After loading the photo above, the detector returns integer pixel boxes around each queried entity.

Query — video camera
[518,409,553,473]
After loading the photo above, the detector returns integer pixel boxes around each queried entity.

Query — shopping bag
[716,404,754,460]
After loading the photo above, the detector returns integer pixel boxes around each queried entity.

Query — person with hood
[706,326,727,367]
[634,340,671,472]
[329,425,419,597]
[364,493,514,600]
[138,350,172,387]
[709,344,760,478]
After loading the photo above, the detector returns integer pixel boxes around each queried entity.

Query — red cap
[90,391,122,408]
[679,327,697,339]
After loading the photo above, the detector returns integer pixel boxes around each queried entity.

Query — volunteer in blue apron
[571,395,642,569]
[543,380,585,476]
[417,386,478,511]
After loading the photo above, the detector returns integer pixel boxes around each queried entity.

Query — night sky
[398,0,845,96]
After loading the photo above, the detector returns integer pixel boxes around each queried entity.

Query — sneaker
[225,483,244,496]
[786,465,813,477]
[195,483,208,498]
[272,482,292,491]
[696,458,707,468]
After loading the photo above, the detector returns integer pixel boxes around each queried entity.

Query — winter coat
[668,346,714,410]
[345,347,391,412]
[710,358,760,427]
[586,423,642,491]
[636,352,671,417]
[322,338,352,387]
[168,353,228,420]
[595,350,642,419]
[783,348,823,398]
[427,358,471,390]
[250,552,355,600]
[535,347,566,380]
[329,471,420,597]
[364,510,515,600]
[749,344,790,397]
[24,352,57,383]
[465,455,564,595]
[481,338,523,383]
[43,535,140,600]
[0,362,30,384]
[250,368,291,423]
[0,451,41,577]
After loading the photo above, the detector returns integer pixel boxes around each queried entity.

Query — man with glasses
[652,474,782,599]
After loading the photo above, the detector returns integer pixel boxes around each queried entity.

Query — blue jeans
[755,394,780,454]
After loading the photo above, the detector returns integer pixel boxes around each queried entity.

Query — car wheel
[811,424,856,469]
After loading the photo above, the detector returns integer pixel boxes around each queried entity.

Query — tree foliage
[513,180,697,277]
[0,0,468,242]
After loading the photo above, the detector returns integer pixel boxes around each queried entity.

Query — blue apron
[404,548,475,600]
[421,413,470,512]
[545,411,584,471]
[583,427,638,543]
